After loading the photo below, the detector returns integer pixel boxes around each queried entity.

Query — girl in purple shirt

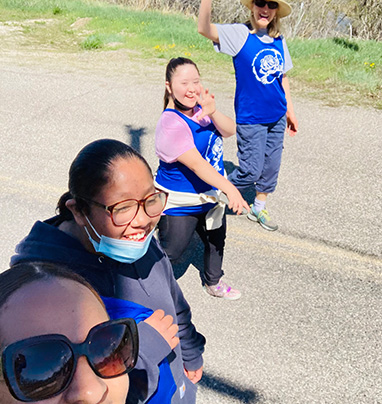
[155,57,249,300]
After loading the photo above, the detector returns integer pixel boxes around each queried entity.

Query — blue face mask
[84,217,154,264]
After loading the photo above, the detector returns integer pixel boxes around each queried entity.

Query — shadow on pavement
[124,124,147,154]
[172,233,204,282]
[199,371,262,403]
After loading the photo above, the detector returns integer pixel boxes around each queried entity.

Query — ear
[165,81,172,95]
[65,199,87,227]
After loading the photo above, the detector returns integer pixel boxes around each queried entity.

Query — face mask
[173,97,195,111]
[84,217,154,264]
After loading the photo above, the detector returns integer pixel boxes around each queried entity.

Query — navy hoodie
[11,216,205,404]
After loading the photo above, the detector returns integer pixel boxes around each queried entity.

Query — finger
[191,369,202,383]
[197,112,207,121]
[289,126,297,137]
[199,84,205,100]
[150,309,165,321]
[162,314,175,328]
[186,370,195,380]
[168,323,179,336]
[169,336,180,350]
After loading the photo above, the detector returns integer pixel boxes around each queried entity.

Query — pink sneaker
[203,279,241,300]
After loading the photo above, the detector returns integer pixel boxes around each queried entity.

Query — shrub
[107,0,382,40]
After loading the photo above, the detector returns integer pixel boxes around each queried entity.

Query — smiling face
[252,1,278,30]
[165,63,201,115]
[69,156,160,248]
[0,278,129,404]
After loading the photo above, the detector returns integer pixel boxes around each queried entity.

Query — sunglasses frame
[1,317,138,402]
[254,0,279,10]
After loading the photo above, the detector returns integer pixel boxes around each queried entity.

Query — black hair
[0,262,104,348]
[57,139,152,220]
[163,57,200,110]
[0,262,102,310]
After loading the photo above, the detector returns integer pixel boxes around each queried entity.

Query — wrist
[208,109,217,118]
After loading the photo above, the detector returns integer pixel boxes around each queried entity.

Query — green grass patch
[287,38,382,108]
[1,0,381,108]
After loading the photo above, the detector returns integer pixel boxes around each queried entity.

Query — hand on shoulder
[144,309,180,350]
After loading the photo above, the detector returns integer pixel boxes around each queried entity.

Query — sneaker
[247,206,278,231]
[203,279,241,300]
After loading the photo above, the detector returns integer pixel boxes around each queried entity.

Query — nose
[187,82,196,93]
[130,203,151,228]
[63,357,107,403]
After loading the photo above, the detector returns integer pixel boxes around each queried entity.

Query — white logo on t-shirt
[252,48,283,85]
[205,133,223,172]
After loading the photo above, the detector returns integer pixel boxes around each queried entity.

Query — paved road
[1,50,381,403]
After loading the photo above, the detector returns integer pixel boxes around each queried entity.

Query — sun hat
[241,0,292,18]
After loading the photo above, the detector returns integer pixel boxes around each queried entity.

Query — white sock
[254,198,266,213]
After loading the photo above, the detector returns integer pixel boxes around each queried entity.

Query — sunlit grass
[287,38,382,108]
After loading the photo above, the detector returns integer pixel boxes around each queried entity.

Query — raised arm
[177,148,250,214]
[198,0,220,43]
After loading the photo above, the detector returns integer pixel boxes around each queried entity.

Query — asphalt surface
[0,49,381,404]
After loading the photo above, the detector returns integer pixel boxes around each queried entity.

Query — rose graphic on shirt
[205,133,223,172]
[252,48,284,85]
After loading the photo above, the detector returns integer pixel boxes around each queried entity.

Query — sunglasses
[254,0,279,10]
[1,318,138,402]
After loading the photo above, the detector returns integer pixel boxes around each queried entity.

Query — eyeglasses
[254,0,279,10]
[1,318,138,402]
[81,189,168,226]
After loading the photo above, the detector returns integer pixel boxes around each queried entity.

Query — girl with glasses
[199,0,298,231]
[11,139,205,404]
[0,261,137,404]
[155,57,250,301]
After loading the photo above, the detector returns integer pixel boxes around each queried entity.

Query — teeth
[126,232,145,241]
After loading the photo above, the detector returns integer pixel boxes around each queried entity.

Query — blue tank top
[156,108,224,215]
[233,34,287,124]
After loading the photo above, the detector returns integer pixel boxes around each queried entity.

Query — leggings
[157,212,226,286]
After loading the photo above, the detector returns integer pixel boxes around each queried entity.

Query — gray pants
[228,114,286,193]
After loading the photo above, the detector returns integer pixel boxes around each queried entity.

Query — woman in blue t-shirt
[199,0,298,231]
[155,57,249,300]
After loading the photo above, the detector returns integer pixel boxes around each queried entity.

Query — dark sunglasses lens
[89,323,136,378]
[11,341,73,401]
[268,1,279,9]
[255,0,278,8]
[255,0,267,7]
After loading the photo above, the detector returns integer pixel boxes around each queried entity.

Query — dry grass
[108,0,382,40]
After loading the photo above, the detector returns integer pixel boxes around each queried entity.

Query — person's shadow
[124,125,147,153]
[199,371,262,403]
